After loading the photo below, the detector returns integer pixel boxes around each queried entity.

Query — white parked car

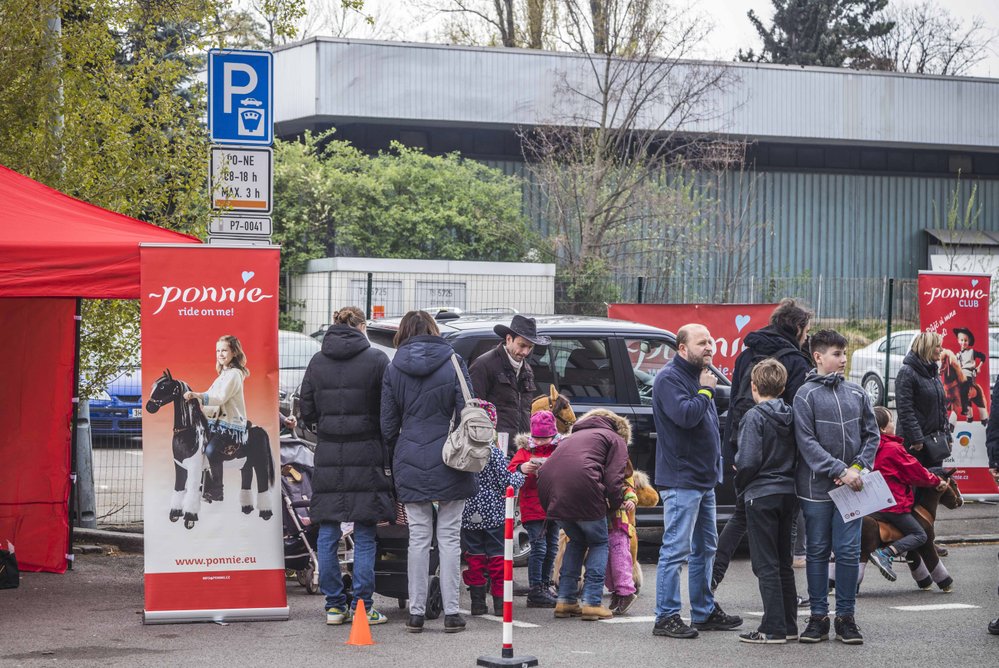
[849,328,999,406]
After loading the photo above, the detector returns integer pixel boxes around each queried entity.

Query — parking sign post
[206,48,275,246]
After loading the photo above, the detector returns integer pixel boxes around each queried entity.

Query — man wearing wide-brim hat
[469,315,551,457]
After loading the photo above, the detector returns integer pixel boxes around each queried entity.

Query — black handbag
[922,431,952,463]
[0,548,19,589]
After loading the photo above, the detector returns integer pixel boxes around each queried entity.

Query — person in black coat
[896,332,950,468]
[468,315,550,456]
[714,298,813,590]
[299,306,393,626]
[381,310,477,634]
[986,376,999,482]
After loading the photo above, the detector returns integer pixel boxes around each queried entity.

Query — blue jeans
[800,498,862,617]
[654,488,717,622]
[525,520,559,586]
[556,519,609,606]
[318,521,377,612]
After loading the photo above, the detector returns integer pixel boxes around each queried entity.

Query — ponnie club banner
[141,245,287,623]
[918,271,999,497]
[608,303,778,379]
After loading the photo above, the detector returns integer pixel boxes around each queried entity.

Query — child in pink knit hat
[508,410,564,607]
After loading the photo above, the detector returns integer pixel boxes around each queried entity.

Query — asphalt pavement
[3,538,998,667]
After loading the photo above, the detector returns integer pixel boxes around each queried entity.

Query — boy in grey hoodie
[792,330,879,646]
[735,359,798,644]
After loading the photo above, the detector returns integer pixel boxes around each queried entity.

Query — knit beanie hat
[531,410,557,438]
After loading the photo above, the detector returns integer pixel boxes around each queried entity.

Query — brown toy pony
[833,468,963,592]
[531,386,576,434]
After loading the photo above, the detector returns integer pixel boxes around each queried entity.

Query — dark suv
[366,313,735,545]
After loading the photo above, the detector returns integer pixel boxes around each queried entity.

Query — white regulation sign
[210,146,273,214]
[209,215,272,237]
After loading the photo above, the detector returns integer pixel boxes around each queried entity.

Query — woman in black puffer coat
[299,306,393,625]
[895,331,950,469]
[381,310,477,634]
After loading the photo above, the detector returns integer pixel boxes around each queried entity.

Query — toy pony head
[937,468,965,510]
[531,385,576,434]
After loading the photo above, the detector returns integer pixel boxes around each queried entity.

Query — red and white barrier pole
[476,486,539,668]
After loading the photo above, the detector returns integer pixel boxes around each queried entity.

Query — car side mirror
[713,383,730,414]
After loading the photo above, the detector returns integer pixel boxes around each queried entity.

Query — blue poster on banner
[208,49,273,145]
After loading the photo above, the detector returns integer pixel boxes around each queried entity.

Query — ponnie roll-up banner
[918,271,999,498]
[141,245,287,623]
[608,303,778,379]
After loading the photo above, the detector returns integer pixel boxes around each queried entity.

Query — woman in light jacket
[381,310,477,634]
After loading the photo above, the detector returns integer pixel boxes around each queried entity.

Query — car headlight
[278,389,288,400]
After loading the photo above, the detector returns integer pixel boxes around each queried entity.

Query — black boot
[444,613,467,633]
[493,595,504,616]
[468,585,488,616]
[527,584,556,608]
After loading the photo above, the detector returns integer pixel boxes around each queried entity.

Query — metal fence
[89,270,922,526]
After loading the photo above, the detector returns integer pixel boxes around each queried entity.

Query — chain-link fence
[90,269,924,526]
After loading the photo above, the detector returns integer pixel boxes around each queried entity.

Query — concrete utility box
[290,257,556,335]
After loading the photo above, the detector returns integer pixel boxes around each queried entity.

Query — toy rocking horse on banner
[146,369,275,529]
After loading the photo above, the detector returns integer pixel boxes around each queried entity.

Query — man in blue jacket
[652,324,743,639]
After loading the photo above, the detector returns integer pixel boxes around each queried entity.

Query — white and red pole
[502,485,515,658]
[476,486,538,668]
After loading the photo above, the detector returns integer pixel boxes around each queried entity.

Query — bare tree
[867,0,996,75]
[702,145,771,303]
[428,0,558,48]
[520,1,743,311]
[295,0,397,40]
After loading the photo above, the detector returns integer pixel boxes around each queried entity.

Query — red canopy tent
[0,164,200,572]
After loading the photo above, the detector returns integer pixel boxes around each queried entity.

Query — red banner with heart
[141,245,287,623]
[607,303,778,380]
[918,271,999,497]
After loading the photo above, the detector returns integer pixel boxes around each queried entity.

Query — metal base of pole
[476,655,539,668]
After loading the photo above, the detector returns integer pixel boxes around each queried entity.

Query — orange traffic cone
[345,599,375,646]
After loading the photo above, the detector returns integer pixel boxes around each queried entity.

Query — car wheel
[512,520,531,567]
[862,373,884,406]
[512,503,531,567]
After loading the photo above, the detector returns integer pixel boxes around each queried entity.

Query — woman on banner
[298,306,394,627]
[381,310,477,635]
[183,334,249,503]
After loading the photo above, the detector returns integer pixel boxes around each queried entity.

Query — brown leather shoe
[581,604,614,621]
[554,602,582,618]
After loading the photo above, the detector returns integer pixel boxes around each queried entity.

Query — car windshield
[280,332,321,368]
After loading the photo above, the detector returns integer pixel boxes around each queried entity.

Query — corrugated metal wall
[482,157,999,317]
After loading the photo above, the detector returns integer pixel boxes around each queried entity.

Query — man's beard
[684,352,709,369]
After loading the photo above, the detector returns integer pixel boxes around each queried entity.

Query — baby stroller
[280,430,355,595]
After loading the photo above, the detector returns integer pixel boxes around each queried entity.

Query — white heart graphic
[972,279,979,287]
[241,271,254,284]
[735,315,751,332]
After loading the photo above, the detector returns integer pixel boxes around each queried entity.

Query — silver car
[849,328,999,406]
[279,330,322,415]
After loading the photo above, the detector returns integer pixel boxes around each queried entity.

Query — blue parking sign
[208,49,273,145]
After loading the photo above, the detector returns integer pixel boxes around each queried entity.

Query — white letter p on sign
[223,62,257,113]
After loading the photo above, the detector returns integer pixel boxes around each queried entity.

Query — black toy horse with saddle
[829,468,964,592]
[146,369,275,529]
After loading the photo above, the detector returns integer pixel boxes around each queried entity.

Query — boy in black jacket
[735,359,798,644]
